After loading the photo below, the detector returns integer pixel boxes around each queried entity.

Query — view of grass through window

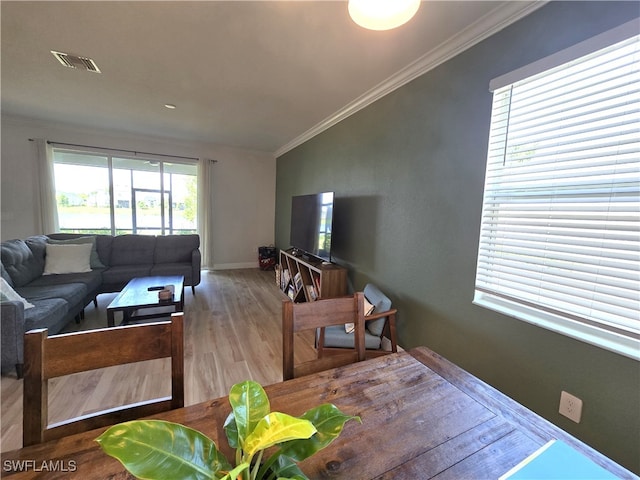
[53,150,197,235]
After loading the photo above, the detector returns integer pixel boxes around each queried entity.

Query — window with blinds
[474,24,639,360]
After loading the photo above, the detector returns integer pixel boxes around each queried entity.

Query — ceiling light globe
[348,0,420,31]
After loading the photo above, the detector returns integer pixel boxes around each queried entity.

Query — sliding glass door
[53,149,197,235]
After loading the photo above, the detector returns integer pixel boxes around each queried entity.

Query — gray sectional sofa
[1,233,201,377]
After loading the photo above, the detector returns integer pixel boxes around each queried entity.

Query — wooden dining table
[2,346,635,479]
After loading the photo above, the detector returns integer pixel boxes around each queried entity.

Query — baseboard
[209,262,258,271]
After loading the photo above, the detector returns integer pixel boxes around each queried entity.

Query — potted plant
[96,380,360,480]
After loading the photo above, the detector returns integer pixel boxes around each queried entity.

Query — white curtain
[35,139,59,234]
[197,158,216,269]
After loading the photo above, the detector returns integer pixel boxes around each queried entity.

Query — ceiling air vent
[51,51,101,73]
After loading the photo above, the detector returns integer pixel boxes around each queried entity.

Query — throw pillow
[44,243,92,275]
[47,236,105,268]
[0,277,35,309]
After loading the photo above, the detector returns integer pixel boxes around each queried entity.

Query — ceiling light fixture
[164,104,176,109]
[348,0,420,31]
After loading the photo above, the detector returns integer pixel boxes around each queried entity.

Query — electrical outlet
[559,390,583,423]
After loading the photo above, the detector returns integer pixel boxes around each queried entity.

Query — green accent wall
[276,1,640,473]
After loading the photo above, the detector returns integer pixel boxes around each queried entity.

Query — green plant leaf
[219,462,249,480]
[270,455,308,480]
[277,404,360,462]
[223,412,239,449]
[95,420,231,480]
[243,413,316,456]
[229,381,271,444]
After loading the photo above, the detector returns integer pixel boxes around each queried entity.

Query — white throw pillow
[0,277,35,309]
[44,243,92,275]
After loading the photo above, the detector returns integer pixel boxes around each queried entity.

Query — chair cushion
[323,325,382,350]
[363,284,392,336]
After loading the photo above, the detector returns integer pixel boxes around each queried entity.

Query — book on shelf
[305,284,317,301]
[293,272,303,291]
[281,269,290,289]
[312,274,321,293]
[274,264,281,288]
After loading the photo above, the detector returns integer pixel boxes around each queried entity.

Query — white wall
[0,115,276,269]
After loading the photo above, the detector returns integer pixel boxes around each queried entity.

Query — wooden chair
[282,293,366,381]
[317,284,398,359]
[23,312,184,447]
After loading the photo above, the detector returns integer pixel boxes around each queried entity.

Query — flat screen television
[289,191,334,261]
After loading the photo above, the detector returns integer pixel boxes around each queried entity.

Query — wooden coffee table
[107,275,184,327]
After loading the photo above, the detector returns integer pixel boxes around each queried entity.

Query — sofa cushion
[28,270,103,293]
[155,234,199,264]
[25,235,48,265]
[95,235,114,267]
[1,239,44,287]
[48,236,105,269]
[17,283,88,308]
[24,298,69,332]
[109,235,156,266]
[101,265,152,287]
[150,263,192,283]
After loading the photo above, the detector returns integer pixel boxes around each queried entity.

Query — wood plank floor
[1,268,313,453]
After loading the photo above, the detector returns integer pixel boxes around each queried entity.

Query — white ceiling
[1,1,542,155]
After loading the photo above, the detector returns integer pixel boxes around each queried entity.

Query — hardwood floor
[1,268,313,453]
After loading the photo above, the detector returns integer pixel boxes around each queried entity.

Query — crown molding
[2,113,274,159]
[275,0,547,158]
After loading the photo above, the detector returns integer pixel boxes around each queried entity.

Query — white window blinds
[475,30,639,359]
